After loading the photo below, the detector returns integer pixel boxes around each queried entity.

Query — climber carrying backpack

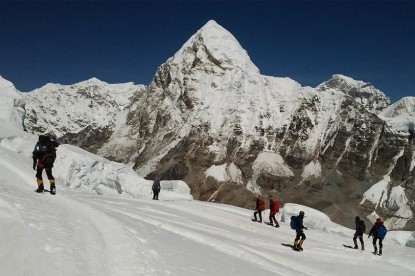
[353,216,366,250]
[291,211,308,251]
[252,196,265,223]
[368,218,387,256]
[267,198,280,227]
[32,135,59,194]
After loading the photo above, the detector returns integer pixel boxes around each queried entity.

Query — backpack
[33,139,59,168]
[377,224,387,238]
[272,200,280,213]
[359,220,366,233]
[290,216,298,230]
[42,153,56,167]
[152,180,161,190]
[258,199,265,211]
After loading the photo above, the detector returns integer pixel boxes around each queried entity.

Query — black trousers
[269,213,279,224]
[253,210,262,222]
[353,235,364,246]
[373,236,384,249]
[36,167,54,180]
[153,189,160,199]
[295,229,306,241]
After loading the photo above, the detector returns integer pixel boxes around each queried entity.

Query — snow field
[1,143,415,276]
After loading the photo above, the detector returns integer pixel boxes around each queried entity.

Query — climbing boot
[49,179,56,195]
[35,179,44,193]
[293,240,299,250]
[298,239,304,251]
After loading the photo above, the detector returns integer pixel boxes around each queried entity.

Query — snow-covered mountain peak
[381,97,415,117]
[200,19,222,30]
[24,78,146,138]
[317,74,390,113]
[170,20,259,74]
[331,74,364,86]
[37,78,109,92]
[378,96,415,132]
[75,77,109,87]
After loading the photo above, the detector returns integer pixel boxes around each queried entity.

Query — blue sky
[0,1,414,102]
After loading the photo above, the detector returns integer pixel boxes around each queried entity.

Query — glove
[33,164,36,170]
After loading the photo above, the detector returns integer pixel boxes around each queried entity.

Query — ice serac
[0,75,26,136]
[0,75,22,99]
[317,74,390,113]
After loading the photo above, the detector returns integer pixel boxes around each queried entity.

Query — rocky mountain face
[21,20,415,230]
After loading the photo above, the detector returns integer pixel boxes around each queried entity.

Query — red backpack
[258,199,265,211]
[272,200,280,213]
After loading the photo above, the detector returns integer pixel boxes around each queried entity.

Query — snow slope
[1,134,415,275]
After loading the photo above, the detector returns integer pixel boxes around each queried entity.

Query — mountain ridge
[8,20,415,230]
